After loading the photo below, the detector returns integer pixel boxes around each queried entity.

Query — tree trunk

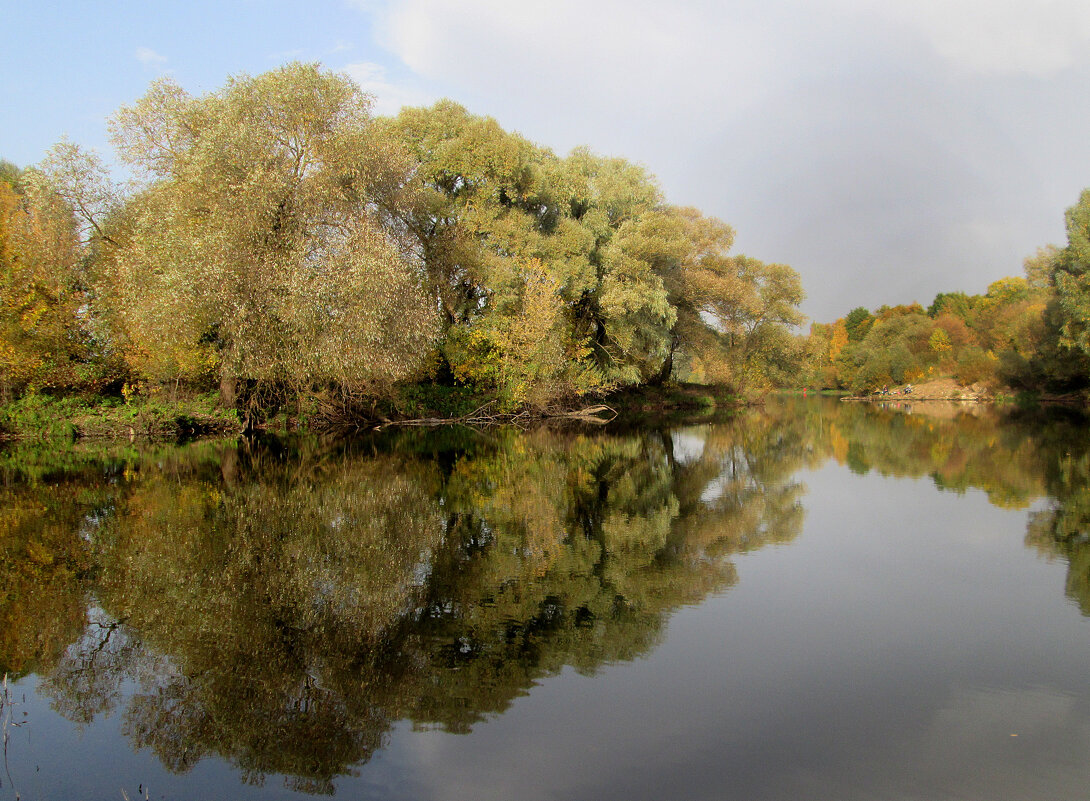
[648,336,678,386]
[219,372,237,409]
[220,446,238,486]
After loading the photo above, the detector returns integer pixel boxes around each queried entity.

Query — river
[3,396,1090,800]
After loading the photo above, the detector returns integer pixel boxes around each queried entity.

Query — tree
[585,204,804,391]
[374,100,561,330]
[844,306,873,342]
[82,63,439,408]
[30,68,801,412]
[929,328,952,354]
[375,107,807,398]
[927,291,973,320]
[0,165,102,398]
[1052,189,1090,359]
[376,104,619,401]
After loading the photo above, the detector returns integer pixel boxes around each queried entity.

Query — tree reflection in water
[7,397,1090,792]
[10,413,806,792]
[1019,409,1090,615]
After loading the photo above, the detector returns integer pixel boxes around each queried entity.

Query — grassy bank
[0,394,242,442]
[0,382,747,442]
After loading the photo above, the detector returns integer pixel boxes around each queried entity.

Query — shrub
[954,346,996,385]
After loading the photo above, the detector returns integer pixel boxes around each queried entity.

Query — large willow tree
[377,102,805,403]
[97,63,437,405]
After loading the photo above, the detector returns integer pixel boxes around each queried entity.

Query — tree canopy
[804,187,1090,397]
[2,62,806,418]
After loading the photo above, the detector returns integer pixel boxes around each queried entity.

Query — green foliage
[0,394,88,439]
[392,382,484,419]
[844,307,873,342]
[954,346,995,385]
[928,291,973,319]
[0,160,21,189]
[0,392,239,441]
[987,276,1030,305]
[1053,190,1090,361]
[5,65,805,419]
[376,102,805,401]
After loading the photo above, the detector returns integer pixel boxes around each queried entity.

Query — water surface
[3,397,1090,800]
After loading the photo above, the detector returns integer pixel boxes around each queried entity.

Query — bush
[954,346,996,385]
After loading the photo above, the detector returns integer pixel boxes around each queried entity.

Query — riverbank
[841,378,996,402]
[0,394,242,442]
[839,377,1087,405]
[0,382,748,443]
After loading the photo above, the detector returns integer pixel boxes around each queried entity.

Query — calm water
[4,396,1090,800]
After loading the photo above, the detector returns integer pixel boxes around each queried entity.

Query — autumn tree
[377,104,805,401]
[74,63,439,410]
[927,291,973,320]
[25,66,802,413]
[375,103,614,403]
[1050,190,1090,361]
[0,164,109,398]
[843,307,874,342]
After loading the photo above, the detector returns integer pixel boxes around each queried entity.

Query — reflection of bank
[23,419,809,789]
[806,392,1090,620]
[877,401,912,413]
[798,393,1052,508]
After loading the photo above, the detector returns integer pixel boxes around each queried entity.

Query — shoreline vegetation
[0,63,806,439]
[0,382,746,442]
[799,185,1090,400]
[2,62,1089,441]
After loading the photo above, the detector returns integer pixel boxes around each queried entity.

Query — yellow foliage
[828,320,849,361]
[0,175,89,395]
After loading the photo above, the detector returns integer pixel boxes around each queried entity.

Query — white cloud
[135,46,167,66]
[340,62,435,116]
[369,0,785,121]
[855,0,1090,76]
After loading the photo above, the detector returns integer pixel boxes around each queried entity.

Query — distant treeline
[804,187,1090,396]
[0,62,805,423]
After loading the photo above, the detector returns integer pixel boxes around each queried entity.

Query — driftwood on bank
[375,401,618,430]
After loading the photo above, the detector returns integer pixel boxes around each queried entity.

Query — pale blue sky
[4,0,1090,321]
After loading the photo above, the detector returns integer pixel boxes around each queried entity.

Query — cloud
[340,62,435,116]
[862,0,1090,76]
[135,46,167,67]
[372,0,783,117]
[350,0,1090,320]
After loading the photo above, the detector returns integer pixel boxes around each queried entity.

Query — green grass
[391,383,489,419]
[0,393,241,442]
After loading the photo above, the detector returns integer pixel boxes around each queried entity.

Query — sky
[3,0,1090,322]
